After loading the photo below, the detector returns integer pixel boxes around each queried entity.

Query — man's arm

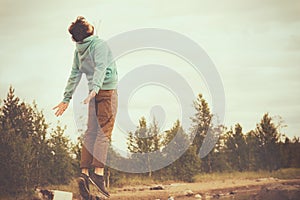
[91,41,110,94]
[63,51,82,103]
[53,51,82,116]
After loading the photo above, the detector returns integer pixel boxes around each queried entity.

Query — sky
[0,0,299,153]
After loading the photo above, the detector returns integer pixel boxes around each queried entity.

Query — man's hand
[83,91,97,104]
[53,102,69,116]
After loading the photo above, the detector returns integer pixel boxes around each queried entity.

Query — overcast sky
[1,0,299,152]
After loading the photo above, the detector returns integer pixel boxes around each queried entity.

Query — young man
[53,16,118,199]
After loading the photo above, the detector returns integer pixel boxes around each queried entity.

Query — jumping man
[53,16,118,199]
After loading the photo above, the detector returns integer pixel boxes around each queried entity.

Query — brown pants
[80,90,118,168]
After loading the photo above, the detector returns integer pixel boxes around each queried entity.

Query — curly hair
[68,16,94,42]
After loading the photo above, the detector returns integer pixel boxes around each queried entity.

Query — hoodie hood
[76,35,98,55]
[62,35,118,103]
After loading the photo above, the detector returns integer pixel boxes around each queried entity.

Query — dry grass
[110,175,157,188]
[193,168,300,182]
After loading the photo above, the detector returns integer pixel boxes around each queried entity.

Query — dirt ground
[105,178,300,200]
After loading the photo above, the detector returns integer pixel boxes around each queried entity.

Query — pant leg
[80,98,99,169]
[92,90,118,168]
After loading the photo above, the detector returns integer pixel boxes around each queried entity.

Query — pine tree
[30,102,52,186]
[244,130,260,170]
[159,120,201,182]
[225,124,248,171]
[254,113,281,171]
[289,137,300,167]
[127,117,162,177]
[190,94,212,155]
[0,86,77,195]
[0,87,35,194]
[190,94,226,173]
[199,125,227,173]
[48,124,75,184]
[209,125,228,172]
[279,137,292,168]
[162,120,189,162]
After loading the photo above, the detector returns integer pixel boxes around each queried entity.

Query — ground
[73,177,300,200]
[3,170,299,200]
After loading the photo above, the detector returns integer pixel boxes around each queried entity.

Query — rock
[203,193,210,199]
[35,188,54,200]
[195,194,202,199]
[168,196,174,200]
[52,190,72,200]
[34,188,72,200]
[150,185,164,190]
[184,190,194,196]
[212,193,220,199]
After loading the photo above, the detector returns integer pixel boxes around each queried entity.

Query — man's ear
[90,25,95,35]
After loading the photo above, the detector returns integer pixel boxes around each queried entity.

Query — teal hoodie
[62,35,118,103]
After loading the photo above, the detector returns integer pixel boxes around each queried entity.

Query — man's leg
[79,97,99,199]
[94,168,104,176]
[81,97,99,170]
[90,90,118,197]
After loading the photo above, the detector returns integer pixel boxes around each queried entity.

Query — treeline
[0,87,80,196]
[109,94,300,183]
[0,87,300,196]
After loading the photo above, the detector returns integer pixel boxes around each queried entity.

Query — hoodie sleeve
[91,41,110,94]
[62,51,82,103]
